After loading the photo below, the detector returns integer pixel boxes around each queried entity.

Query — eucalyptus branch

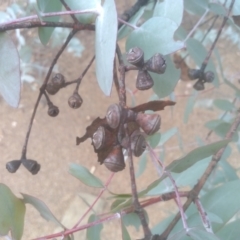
[116,44,127,107]
[0,21,95,32]
[124,124,152,239]
[21,29,77,160]
[147,144,188,231]
[1,9,100,26]
[201,0,235,72]
[184,9,209,43]
[194,198,213,233]
[75,55,95,93]
[73,173,115,228]
[160,106,240,239]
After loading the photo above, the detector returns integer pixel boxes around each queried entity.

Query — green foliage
[1,0,240,239]
[0,184,25,240]
[0,33,20,107]
[22,193,65,229]
[86,214,103,240]
[65,0,100,23]
[69,163,104,188]
[37,0,62,45]
[166,139,230,173]
[95,0,118,96]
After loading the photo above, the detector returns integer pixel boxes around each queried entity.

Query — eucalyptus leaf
[184,0,207,15]
[122,223,131,240]
[153,0,183,26]
[118,6,145,40]
[218,0,240,15]
[0,33,20,107]
[159,127,178,146]
[95,0,117,96]
[21,193,65,229]
[65,0,100,24]
[213,99,235,111]
[186,38,219,86]
[166,139,230,173]
[86,214,103,240]
[123,211,148,232]
[126,17,184,59]
[146,158,211,196]
[187,227,219,240]
[205,121,238,142]
[0,184,25,240]
[69,163,104,188]
[209,3,226,16]
[216,219,240,239]
[37,0,62,45]
[152,56,180,99]
[148,132,161,148]
[135,152,147,178]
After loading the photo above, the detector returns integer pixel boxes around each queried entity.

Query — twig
[184,9,209,43]
[160,107,240,238]
[0,21,95,32]
[125,124,152,239]
[201,0,235,72]
[60,0,79,23]
[21,29,77,159]
[116,44,127,107]
[206,97,237,140]
[194,198,213,233]
[75,55,95,92]
[73,173,115,228]
[0,9,100,26]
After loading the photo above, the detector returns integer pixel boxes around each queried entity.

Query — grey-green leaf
[126,17,184,59]
[153,0,183,27]
[123,211,148,231]
[201,179,240,232]
[0,33,20,107]
[152,56,180,98]
[65,0,100,23]
[216,219,240,239]
[122,222,131,240]
[118,6,145,40]
[95,0,117,96]
[135,152,147,178]
[37,0,62,45]
[0,184,25,240]
[159,127,178,145]
[187,228,219,240]
[69,163,104,188]
[21,193,65,229]
[166,139,230,173]
[86,214,103,240]
[213,99,235,111]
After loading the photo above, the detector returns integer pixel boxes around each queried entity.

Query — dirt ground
[1,2,240,240]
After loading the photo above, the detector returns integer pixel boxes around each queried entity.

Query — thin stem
[116,44,127,107]
[21,29,77,159]
[201,0,235,71]
[60,0,79,23]
[1,9,100,26]
[118,17,138,30]
[194,198,213,233]
[75,55,95,93]
[125,124,152,239]
[147,143,188,230]
[160,106,240,238]
[73,173,115,228]
[0,21,95,32]
[184,9,209,43]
